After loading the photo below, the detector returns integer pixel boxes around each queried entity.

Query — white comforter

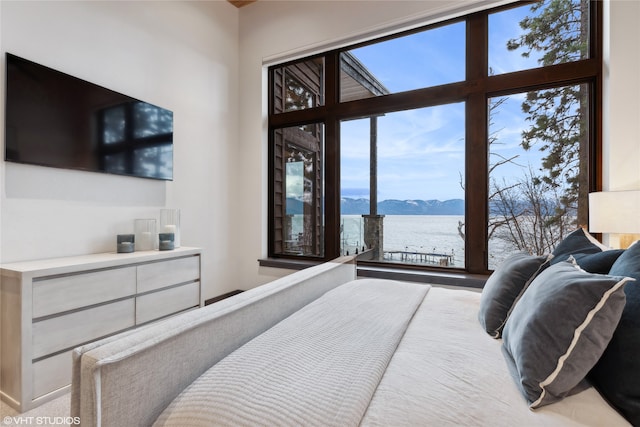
[361,286,630,426]
[154,280,630,427]
[154,279,428,427]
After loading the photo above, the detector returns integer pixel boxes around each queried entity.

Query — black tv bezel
[4,52,174,181]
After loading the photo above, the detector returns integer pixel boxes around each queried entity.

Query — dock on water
[384,250,454,266]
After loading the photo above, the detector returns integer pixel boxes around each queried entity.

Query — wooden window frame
[266,1,602,275]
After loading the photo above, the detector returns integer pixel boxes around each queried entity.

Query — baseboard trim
[204,290,244,306]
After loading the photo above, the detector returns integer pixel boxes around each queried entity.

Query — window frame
[266,1,602,275]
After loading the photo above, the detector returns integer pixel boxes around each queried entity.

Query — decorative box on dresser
[0,247,202,412]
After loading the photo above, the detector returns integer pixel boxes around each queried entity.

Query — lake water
[340,214,513,268]
[288,214,512,268]
[341,215,465,266]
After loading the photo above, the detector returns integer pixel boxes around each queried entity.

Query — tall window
[268,0,601,274]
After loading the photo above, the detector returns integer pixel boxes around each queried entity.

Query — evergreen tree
[507,0,590,227]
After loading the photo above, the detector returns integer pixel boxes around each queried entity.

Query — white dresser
[0,247,202,412]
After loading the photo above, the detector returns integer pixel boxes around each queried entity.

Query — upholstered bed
[71,229,640,427]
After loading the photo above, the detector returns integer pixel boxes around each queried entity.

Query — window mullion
[485,59,600,96]
[324,53,341,260]
[466,12,489,273]
[466,94,489,273]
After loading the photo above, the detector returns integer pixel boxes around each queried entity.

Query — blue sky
[339,3,548,202]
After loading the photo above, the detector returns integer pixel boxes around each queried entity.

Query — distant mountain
[340,198,370,214]
[378,199,465,215]
[286,197,567,217]
[339,198,465,215]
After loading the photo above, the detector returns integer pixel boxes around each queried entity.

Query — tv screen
[5,53,173,180]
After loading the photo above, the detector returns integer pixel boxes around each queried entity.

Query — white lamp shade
[589,191,640,233]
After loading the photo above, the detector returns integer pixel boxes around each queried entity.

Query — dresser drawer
[32,267,136,318]
[32,351,71,398]
[136,281,200,325]
[137,256,200,293]
[32,298,135,359]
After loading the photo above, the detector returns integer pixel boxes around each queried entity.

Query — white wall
[0,1,241,299]
[601,0,640,248]
[603,0,640,191]
[235,0,640,289]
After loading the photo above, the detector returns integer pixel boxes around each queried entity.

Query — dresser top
[1,247,201,278]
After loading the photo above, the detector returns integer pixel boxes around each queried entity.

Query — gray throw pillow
[589,241,640,425]
[502,260,631,409]
[573,249,624,274]
[549,228,607,265]
[478,252,549,338]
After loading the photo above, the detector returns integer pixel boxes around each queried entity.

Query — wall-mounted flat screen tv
[5,53,173,180]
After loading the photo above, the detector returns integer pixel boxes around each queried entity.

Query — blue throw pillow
[502,260,630,409]
[478,252,549,338]
[573,250,625,274]
[589,241,640,426]
[550,228,607,265]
